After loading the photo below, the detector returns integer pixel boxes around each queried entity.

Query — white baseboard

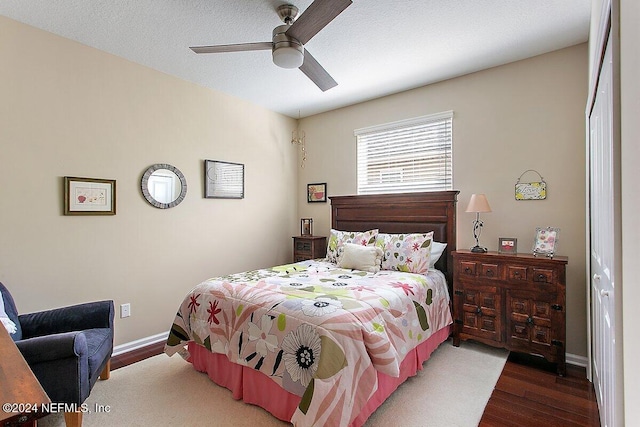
[112,331,169,356]
[566,352,589,368]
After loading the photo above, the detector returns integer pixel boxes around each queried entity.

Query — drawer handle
[527,317,534,325]
[475,306,482,315]
[514,271,521,277]
[486,269,494,277]
[464,267,472,274]
[537,274,546,281]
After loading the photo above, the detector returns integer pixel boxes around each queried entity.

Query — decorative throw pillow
[338,243,384,273]
[430,241,447,268]
[378,231,434,274]
[326,229,378,264]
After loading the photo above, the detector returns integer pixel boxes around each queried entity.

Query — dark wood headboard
[330,191,459,288]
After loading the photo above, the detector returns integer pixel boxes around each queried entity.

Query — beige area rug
[38,340,507,427]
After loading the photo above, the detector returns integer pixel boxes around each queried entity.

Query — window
[355,111,453,195]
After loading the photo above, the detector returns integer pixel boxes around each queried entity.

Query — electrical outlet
[120,303,131,318]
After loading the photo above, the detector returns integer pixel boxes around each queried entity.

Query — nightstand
[293,236,327,262]
[452,250,568,375]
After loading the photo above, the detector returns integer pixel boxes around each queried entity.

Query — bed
[165,191,459,426]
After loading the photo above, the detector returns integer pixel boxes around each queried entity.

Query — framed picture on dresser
[498,237,517,254]
[532,227,559,257]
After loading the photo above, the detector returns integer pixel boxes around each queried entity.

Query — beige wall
[297,44,589,358]
[0,17,298,346]
[620,0,640,421]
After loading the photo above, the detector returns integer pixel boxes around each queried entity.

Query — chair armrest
[19,300,114,339]
[16,331,87,365]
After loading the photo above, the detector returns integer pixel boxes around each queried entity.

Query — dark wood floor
[480,353,600,426]
[110,341,165,370]
[111,344,600,426]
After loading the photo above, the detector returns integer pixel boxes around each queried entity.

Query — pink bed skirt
[188,325,451,426]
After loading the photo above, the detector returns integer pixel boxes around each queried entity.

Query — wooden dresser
[292,236,327,262]
[452,250,568,375]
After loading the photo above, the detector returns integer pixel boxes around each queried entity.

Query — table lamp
[465,194,492,253]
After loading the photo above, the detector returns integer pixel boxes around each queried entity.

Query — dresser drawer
[507,265,528,282]
[532,267,555,284]
[457,261,501,279]
[295,240,312,253]
[480,263,500,279]
[459,261,477,276]
[506,265,557,285]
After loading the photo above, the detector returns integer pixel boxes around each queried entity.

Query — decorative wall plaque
[515,169,547,200]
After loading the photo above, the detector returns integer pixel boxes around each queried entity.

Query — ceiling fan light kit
[272,25,304,69]
[272,45,304,69]
[189,0,352,91]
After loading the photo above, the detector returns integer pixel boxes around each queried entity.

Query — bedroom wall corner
[0,16,298,346]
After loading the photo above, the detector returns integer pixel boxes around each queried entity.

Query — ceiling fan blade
[299,50,337,92]
[286,0,353,45]
[190,42,272,54]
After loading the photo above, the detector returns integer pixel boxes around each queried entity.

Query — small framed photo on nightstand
[301,218,313,236]
[498,237,517,254]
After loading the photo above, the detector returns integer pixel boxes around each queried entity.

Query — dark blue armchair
[0,282,114,427]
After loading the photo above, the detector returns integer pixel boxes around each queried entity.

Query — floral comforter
[164,259,452,426]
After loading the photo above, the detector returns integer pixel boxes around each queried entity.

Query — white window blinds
[355,111,453,195]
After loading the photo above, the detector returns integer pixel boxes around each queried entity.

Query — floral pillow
[376,231,434,274]
[326,229,378,264]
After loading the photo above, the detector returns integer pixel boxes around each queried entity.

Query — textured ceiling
[0,1,591,118]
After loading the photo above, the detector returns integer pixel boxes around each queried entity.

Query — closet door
[589,33,618,427]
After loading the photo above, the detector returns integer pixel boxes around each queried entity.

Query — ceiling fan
[189,0,352,92]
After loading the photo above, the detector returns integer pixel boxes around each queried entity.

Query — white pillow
[338,243,383,273]
[430,241,447,267]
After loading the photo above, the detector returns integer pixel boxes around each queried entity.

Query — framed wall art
[498,237,518,254]
[532,227,559,257]
[64,177,116,215]
[307,183,327,203]
[205,160,244,199]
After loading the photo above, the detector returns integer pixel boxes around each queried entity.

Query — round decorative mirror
[141,164,187,209]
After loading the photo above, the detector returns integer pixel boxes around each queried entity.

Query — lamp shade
[466,194,492,213]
